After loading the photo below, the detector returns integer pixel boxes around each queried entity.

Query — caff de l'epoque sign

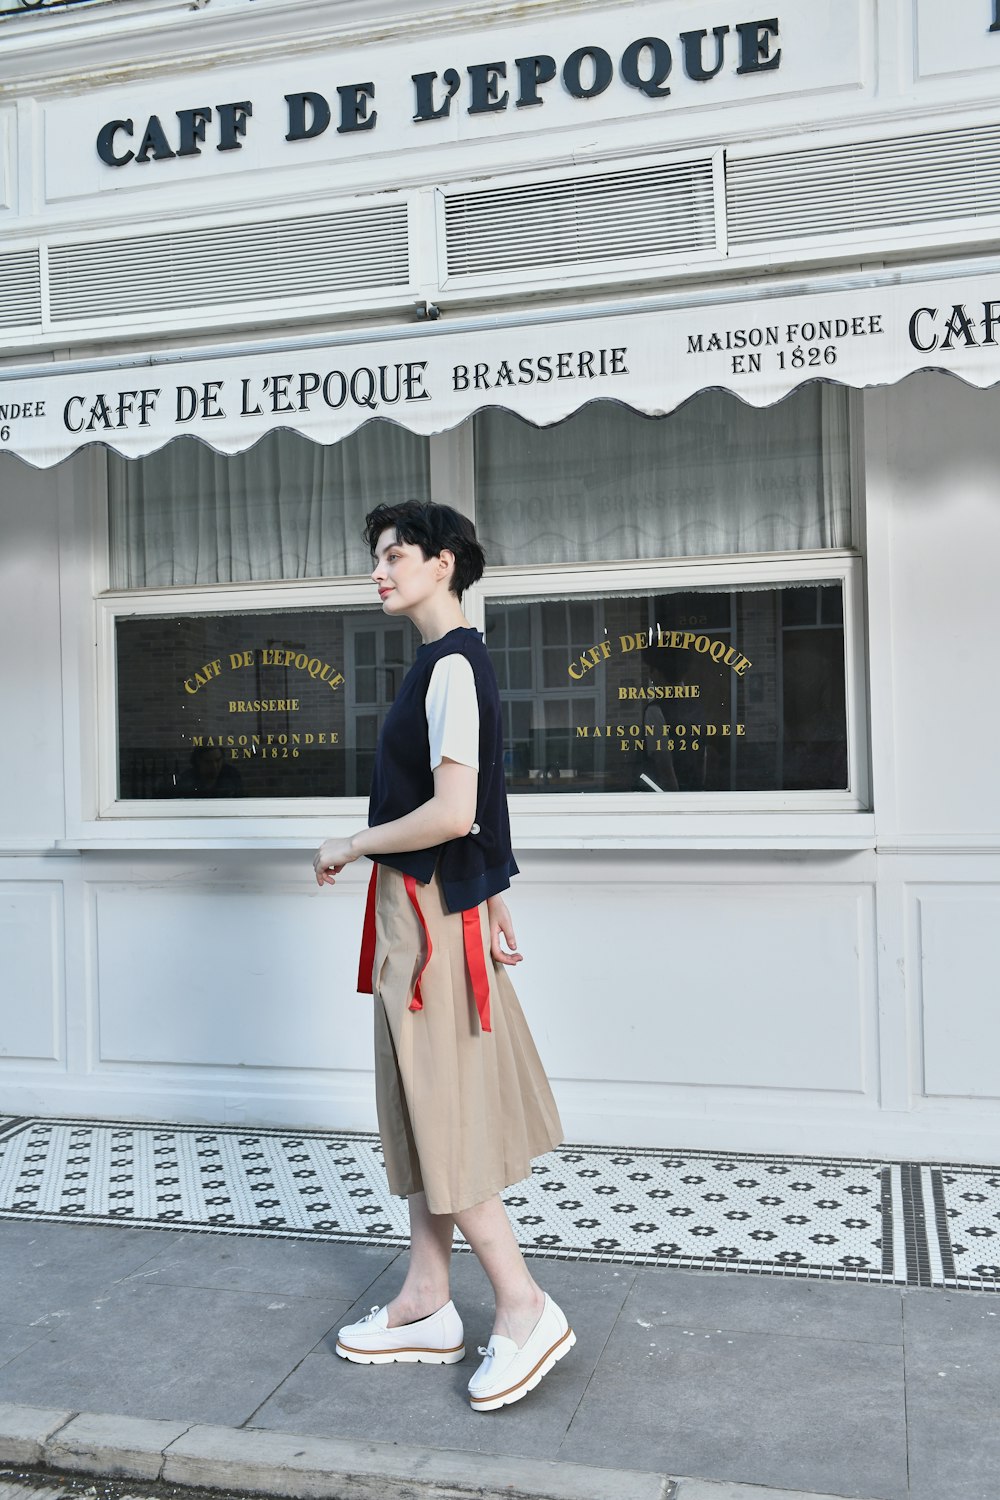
[3,268,1000,468]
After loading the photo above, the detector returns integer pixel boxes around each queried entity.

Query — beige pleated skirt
[370,862,564,1216]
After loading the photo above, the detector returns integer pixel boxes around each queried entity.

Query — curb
[0,1404,671,1500]
[0,1403,879,1500]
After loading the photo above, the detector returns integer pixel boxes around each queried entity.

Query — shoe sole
[469,1326,576,1411]
[336,1340,465,1365]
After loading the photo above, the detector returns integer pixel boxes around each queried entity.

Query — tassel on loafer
[335,1299,465,1364]
[468,1293,575,1411]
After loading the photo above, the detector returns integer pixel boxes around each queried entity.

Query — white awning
[3,264,1000,469]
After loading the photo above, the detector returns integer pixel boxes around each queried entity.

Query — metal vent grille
[0,248,42,330]
[728,122,1000,245]
[444,158,716,279]
[47,203,410,323]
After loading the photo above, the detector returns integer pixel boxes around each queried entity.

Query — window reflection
[485,584,848,793]
[116,609,416,800]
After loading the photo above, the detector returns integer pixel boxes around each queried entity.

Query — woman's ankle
[386,1285,451,1327]
[491,1282,545,1344]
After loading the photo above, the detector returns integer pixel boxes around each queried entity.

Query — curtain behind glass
[474,386,852,565]
[108,423,431,587]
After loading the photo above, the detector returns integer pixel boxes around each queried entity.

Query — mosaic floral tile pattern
[0,1116,995,1290]
[509,1150,894,1281]
[932,1164,1000,1291]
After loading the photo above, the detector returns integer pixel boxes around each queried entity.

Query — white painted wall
[0,456,73,1082]
[865,374,1000,1142]
[874,375,1000,841]
[0,457,66,848]
[4,375,1000,1159]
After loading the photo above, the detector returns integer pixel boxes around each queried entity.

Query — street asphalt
[0,1216,997,1500]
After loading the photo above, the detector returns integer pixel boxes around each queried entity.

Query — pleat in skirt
[370,862,564,1216]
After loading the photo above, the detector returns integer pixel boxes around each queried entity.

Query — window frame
[95,576,381,822]
[474,548,869,815]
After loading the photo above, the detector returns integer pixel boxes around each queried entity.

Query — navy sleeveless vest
[368,626,519,913]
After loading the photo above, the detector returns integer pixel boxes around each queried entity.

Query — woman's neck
[411,596,471,644]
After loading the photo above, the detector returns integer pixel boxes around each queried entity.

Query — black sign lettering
[514,54,557,108]
[96,18,790,168]
[907,300,1000,352]
[96,118,135,167]
[412,68,461,121]
[285,91,331,142]
[217,101,252,152]
[337,82,377,133]
[735,18,781,75]
[467,61,509,114]
[620,37,673,98]
[562,46,614,100]
[135,115,175,164]
[452,345,628,391]
[176,106,212,158]
[680,26,730,81]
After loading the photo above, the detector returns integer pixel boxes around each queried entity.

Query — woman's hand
[313,837,360,887]
[487,894,523,966]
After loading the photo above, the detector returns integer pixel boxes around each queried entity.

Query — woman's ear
[437,547,456,581]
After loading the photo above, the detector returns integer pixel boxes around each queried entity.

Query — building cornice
[0,0,625,96]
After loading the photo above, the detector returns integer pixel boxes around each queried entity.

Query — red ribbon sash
[402,873,432,1012]
[462,906,492,1034]
[356,863,379,995]
[357,864,493,1032]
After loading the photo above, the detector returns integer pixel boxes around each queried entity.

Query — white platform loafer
[335,1299,465,1365]
[468,1293,575,1411]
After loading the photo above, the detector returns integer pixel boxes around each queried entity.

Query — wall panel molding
[0,882,65,1064]
[908,883,1000,1101]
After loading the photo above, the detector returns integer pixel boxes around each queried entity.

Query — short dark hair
[363,500,486,598]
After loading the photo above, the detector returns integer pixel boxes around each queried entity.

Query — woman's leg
[454,1194,545,1347]
[385,1191,455,1327]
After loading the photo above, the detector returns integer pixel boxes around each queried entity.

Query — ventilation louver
[47,203,410,324]
[0,248,42,330]
[728,122,1000,246]
[444,157,716,281]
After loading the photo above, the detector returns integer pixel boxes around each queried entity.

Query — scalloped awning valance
[3,266,1000,469]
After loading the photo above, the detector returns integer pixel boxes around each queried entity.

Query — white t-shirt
[425,654,480,771]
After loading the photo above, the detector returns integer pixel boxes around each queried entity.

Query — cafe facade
[2,0,1000,1161]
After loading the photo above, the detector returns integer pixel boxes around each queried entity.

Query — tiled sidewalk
[1,1116,998,1291]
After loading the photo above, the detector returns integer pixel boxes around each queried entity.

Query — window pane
[475,386,851,565]
[115,608,417,799]
[108,423,431,588]
[485,583,848,793]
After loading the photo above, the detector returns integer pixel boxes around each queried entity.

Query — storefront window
[108,422,431,588]
[474,387,851,564]
[102,388,862,814]
[486,583,847,793]
[115,608,416,799]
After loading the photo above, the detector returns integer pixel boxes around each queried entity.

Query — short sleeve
[425,655,480,772]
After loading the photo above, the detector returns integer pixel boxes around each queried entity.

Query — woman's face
[371,527,452,616]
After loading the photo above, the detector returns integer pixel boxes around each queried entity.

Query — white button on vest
[471,822,481,835]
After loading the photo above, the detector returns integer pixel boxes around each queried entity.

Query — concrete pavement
[0,1216,997,1500]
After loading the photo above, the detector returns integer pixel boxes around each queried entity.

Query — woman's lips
[378,588,392,599]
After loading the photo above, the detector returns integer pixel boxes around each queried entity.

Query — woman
[313,500,572,1413]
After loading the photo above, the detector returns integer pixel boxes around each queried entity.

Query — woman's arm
[313,758,477,885]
